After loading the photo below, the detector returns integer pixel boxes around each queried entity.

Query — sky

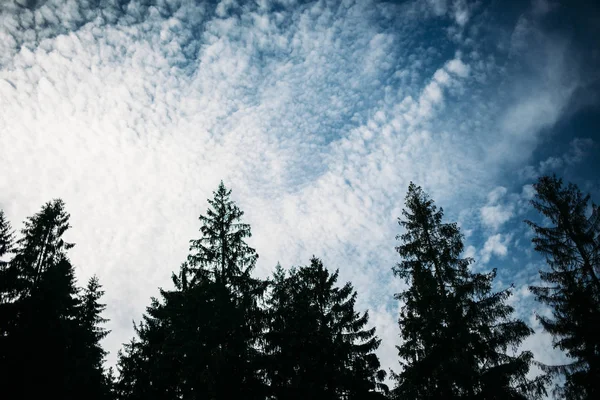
[1,0,599,388]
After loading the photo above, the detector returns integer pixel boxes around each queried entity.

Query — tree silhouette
[0,209,15,382]
[0,201,112,399]
[527,175,600,399]
[117,181,267,399]
[392,183,547,399]
[265,257,388,399]
[75,276,113,399]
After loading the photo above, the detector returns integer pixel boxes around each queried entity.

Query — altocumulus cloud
[1,0,598,386]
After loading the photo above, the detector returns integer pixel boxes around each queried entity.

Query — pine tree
[74,276,112,399]
[186,181,267,398]
[0,209,15,382]
[0,200,79,398]
[392,183,547,399]
[116,263,226,400]
[0,209,13,268]
[117,181,267,399]
[0,209,15,304]
[0,200,112,399]
[188,181,258,289]
[526,175,600,399]
[265,257,388,399]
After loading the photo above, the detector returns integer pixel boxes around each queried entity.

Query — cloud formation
[1,0,596,388]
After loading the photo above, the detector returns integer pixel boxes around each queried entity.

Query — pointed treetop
[0,209,14,260]
[188,181,257,287]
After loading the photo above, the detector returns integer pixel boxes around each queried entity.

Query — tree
[0,200,112,399]
[117,181,267,399]
[265,257,388,399]
[527,175,600,399]
[0,209,15,382]
[0,209,15,305]
[0,200,80,398]
[392,182,547,399]
[74,276,113,399]
[186,181,268,398]
[0,209,13,271]
[188,181,258,289]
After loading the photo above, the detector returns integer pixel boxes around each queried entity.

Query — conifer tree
[0,209,15,381]
[265,257,388,399]
[0,209,13,269]
[0,209,15,304]
[526,175,600,399]
[74,276,113,399]
[186,181,267,398]
[117,182,267,399]
[392,183,547,399]
[0,200,112,399]
[0,200,79,398]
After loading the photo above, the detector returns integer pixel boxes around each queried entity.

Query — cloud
[519,137,596,179]
[446,58,470,77]
[481,234,512,263]
[0,0,595,391]
[452,0,470,27]
[479,186,514,230]
[480,205,514,230]
[487,186,508,204]
[521,184,536,200]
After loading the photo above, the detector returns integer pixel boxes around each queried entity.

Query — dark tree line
[0,201,112,399]
[0,175,597,399]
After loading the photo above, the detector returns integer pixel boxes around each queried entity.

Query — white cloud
[446,58,470,77]
[479,186,514,230]
[452,0,470,27]
[519,137,596,179]
[521,184,536,200]
[487,186,508,204]
[480,205,514,230]
[464,245,477,259]
[0,0,590,391]
[481,234,512,263]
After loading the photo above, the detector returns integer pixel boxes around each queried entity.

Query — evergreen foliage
[0,209,15,303]
[392,183,547,399]
[0,201,112,399]
[6,178,598,399]
[265,258,388,399]
[527,175,600,399]
[116,181,267,399]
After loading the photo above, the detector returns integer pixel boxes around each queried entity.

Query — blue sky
[1,0,598,387]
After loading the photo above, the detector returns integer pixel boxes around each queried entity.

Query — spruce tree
[0,209,15,304]
[74,276,113,399]
[0,200,112,399]
[0,209,15,382]
[0,209,13,269]
[186,181,267,398]
[526,175,600,399]
[117,181,267,399]
[0,200,79,398]
[265,257,388,399]
[392,183,547,399]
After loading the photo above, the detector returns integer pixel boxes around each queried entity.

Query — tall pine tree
[526,175,600,399]
[186,181,267,398]
[0,209,13,274]
[117,181,267,399]
[75,275,113,399]
[265,257,388,399]
[0,209,15,303]
[0,200,112,399]
[0,209,15,381]
[392,183,547,399]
